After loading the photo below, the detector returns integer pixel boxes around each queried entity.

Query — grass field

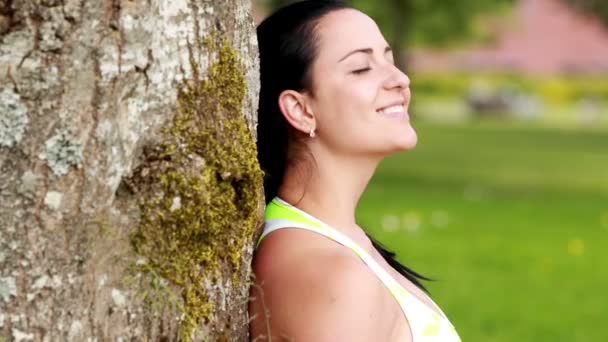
[357,121,608,341]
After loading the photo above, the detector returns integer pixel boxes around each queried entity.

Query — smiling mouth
[376,104,409,119]
[377,104,406,115]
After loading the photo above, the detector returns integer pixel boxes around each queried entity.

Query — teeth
[379,105,404,114]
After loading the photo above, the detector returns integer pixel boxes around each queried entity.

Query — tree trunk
[389,0,412,73]
[0,0,263,341]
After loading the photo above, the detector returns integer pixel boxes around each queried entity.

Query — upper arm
[251,250,388,342]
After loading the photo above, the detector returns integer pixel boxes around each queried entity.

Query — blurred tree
[562,0,608,26]
[353,0,514,46]
[260,0,514,70]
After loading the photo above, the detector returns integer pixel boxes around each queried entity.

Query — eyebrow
[338,46,393,63]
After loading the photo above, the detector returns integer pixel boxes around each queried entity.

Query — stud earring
[309,128,316,138]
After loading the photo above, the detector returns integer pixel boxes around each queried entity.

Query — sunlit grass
[358,121,608,341]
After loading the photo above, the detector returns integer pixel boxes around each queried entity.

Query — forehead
[314,9,387,62]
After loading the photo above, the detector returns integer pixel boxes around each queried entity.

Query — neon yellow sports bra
[257,197,461,342]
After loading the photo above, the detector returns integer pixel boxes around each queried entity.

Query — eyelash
[352,67,371,75]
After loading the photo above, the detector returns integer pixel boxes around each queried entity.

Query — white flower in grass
[381,214,400,233]
[431,210,450,228]
[402,211,422,233]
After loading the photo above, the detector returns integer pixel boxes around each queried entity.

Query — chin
[393,125,418,151]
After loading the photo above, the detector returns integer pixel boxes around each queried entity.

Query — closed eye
[352,67,371,75]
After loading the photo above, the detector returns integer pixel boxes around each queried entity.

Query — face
[305,9,416,157]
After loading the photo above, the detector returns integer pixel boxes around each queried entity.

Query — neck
[278,150,381,238]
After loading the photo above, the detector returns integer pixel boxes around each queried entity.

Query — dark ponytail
[256,0,430,292]
[368,234,431,292]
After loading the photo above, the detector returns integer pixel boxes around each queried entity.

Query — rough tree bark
[0,0,263,341]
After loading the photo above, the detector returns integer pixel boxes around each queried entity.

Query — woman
[249,1,461,341]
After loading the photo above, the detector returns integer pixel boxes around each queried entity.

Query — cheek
[331,80,377,123]
[317,108,389,155]
[318,84,376,138]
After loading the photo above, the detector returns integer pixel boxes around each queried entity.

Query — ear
[278,90,316,135]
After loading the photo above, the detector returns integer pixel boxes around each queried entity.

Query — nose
[383,64,410,91]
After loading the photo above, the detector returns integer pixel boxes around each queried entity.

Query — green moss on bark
[129,37,262,340]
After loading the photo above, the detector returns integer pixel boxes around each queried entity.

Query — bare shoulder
[249,228,388,341]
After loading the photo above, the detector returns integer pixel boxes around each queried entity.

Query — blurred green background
[358,121,608,341]
[255,0,608,340]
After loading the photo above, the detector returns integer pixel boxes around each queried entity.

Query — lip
[382,110,409,120]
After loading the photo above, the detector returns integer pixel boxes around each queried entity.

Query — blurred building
[410,0,608,75]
